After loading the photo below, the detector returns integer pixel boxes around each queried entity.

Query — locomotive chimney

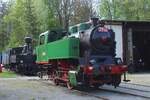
[91,17,99,26]
[23,37,33,54]
[25,37,32,45]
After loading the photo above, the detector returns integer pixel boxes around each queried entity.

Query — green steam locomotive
[35,18,128,89]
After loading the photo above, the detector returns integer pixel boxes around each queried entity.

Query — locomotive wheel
[51,71,56,81]
[37,72,43,79]
[53,70,59,86]
[54,78,59,85]
[66,82,73,90]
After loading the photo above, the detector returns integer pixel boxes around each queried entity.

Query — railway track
[119,85,150,92]
[99,83,150,99]
[122,82,150,88]
[36,80,109,100]
[28,77,150,100]
[73,85,150,100]
[120,82,150,92]
[71,82,150,100]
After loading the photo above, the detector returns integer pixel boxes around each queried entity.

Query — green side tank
[35,30,79,63]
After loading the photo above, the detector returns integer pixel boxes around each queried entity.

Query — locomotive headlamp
[88,66,94,71]
[0,64,3,67]
[84,66,94,75]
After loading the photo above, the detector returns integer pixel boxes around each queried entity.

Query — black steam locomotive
[1,37,37,75]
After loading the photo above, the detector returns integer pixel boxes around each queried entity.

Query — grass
[0,71,17,78]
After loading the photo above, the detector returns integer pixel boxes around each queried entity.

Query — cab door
[36,35,48,63]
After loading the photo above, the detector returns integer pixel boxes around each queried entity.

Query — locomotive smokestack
[23,37,33,54]
[25,37,32,44]
[91,17,99,26]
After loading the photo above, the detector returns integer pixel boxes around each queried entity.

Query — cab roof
[39,31,49,36]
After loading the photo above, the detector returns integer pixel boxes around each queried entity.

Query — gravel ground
[0,73,150,100]
[0,78,101,100]
[126,73,150,85]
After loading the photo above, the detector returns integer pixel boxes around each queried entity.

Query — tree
[4,0,40,48]
[24,0,39,46]
[99,0,150,20]
[0,0,11,51]
[33,0,60,31]
[2,0,62,48]
[4,0,27,47]
[70,0,93,25]
[1,0,96,50]
[24,0,39,37]
[45,0,94,29]
[45,0,75,30]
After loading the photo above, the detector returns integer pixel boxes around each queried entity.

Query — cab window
[39,35,45,45]
[48,31,57,43]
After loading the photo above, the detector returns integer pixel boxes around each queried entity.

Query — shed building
[103,20,150,72]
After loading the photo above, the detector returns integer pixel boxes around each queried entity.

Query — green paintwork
[68,71,78,86]
[35,30,80,63]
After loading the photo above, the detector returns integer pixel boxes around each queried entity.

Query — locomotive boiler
[69,18,115,56]
[35,18,128,89]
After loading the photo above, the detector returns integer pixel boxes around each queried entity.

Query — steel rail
[99,87,150,99]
